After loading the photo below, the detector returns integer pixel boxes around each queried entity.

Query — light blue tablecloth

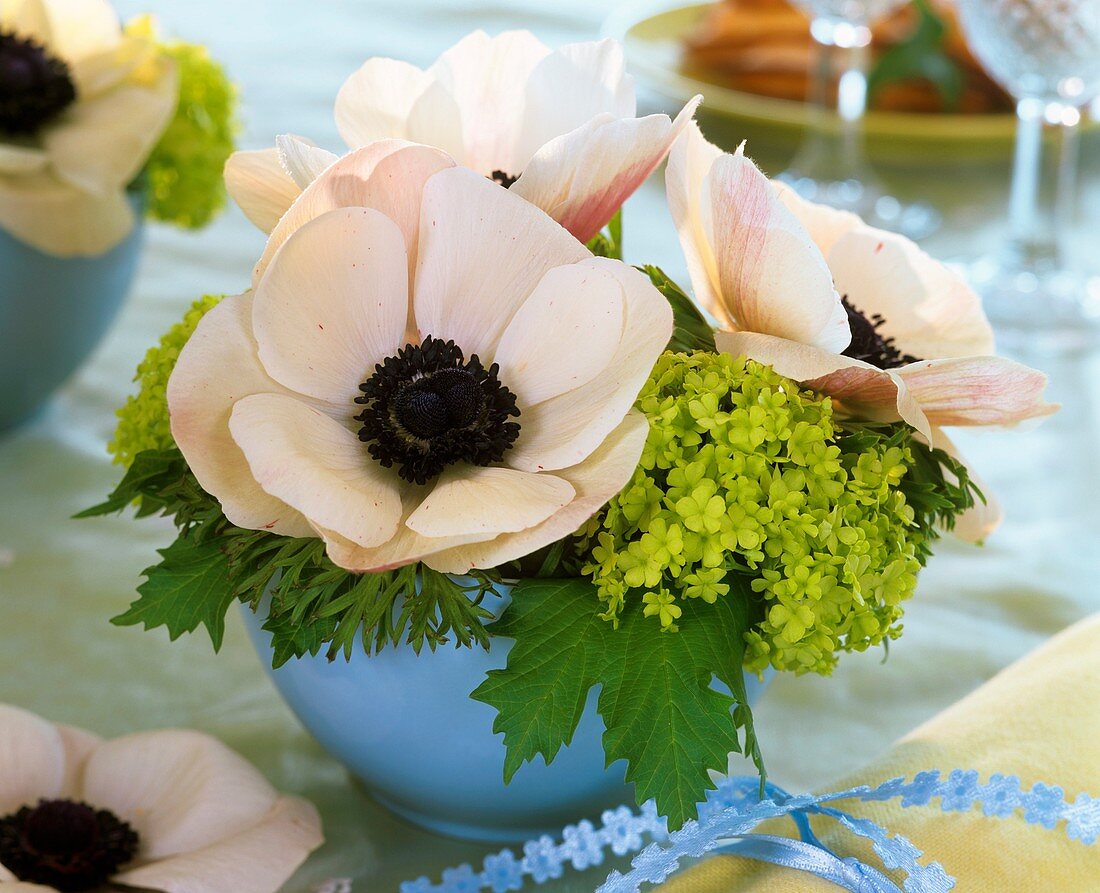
[1,2,1099,891]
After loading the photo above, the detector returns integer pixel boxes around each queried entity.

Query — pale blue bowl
[242,581,771,842]
[0,198,144,434]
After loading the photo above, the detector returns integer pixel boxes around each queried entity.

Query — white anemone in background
[665,122,1057,541]
[0,703,322,893]
[225,29,699,244]
[169,148,670,573]
[0,0,178,256]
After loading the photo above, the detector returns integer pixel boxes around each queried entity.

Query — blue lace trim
[401,771,1099,893]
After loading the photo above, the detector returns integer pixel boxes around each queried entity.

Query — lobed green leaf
[473,576,763,828]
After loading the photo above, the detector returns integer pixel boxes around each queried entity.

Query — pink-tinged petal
[404,79,466,161]
[111,795,322,893]
[254,141,454,287]
[335,56,434,147]
[828,227,995,359]
[407,466,574,539]
[167,293,313,537]
[336,60,468,162]
[506,259,671,472]
[428,30,551,174]
[43,60,178,195]
[426,411,648,574]
[224,148,302,234]
[932,428,1003,543]
[413,166,589,360]
[0,171,134,257]
[0,704,65,813]
[705,149,850,351]
[252,207,408,406]
[493,262,623,406]
[716,331,933,441]
[229,394,402,550]
[665,118,725,323]
[515,97,699,244]
[773,180,863,257]
[512,37,635,165]
[82,730,279,860]
[56,724,102,799]
[275,134,338,189]
[335,55,470,162]
[319,488,499,574]
[896,356,1058,428]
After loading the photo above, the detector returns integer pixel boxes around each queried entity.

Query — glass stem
[789,17,874,186]
[1005,97,1082,271]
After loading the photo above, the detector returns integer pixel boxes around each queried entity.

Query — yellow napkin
[662,614,1100,892]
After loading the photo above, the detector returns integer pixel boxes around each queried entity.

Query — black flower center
[0,799,139,892]
[0,30,76,136]
[490,170,519,189]
[356,335,521,485]
[839,296,922,370]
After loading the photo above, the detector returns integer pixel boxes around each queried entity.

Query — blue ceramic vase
[241,580,771,843]
[0,198,144,434]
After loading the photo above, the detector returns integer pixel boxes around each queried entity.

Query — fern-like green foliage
[142,41,238,229]
[79,447,497,661]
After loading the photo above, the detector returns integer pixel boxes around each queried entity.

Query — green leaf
[473,577,762,828]
[262,607,336,668]
[640,265,717,353]
[868,0,965,110]
[586,209,623,260]
[608,208,622,259]
[472,579,609,782]
[112,531,237,650]
[599,595,756,828]
[74,449,186,518]
[688,577,764,777]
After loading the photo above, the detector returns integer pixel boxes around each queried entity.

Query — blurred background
[1,1,1098,890]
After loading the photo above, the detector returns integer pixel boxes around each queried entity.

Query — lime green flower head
[138,29,238,229]
[110,294,223,465]
[578,350,932,676]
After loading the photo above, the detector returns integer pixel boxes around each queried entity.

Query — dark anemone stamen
[840,295,922,370]
[0,30,77,135]
[0,799,139,892]
[490,169,519,189]
[356,335,521,485]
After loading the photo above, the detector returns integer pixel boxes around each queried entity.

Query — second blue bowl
[0,199,144,434]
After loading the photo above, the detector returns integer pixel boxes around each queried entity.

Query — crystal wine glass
[782,0,940,238]
[956,0,1100,346]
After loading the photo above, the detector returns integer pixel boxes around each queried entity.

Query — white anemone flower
[0,0,178,256]
[665,122,1057,542]
[0,703,322,893]
[225,30,699,245]
[169,148,671,573]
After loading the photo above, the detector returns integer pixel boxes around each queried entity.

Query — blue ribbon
[696,779,940,892]
[401,770,1099,893]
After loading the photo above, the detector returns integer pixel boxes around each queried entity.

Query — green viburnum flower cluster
[576,350,929,676]
[110,294,223,466]
[142,41,237,228]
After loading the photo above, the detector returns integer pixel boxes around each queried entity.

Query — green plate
[603,0,1026,166]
